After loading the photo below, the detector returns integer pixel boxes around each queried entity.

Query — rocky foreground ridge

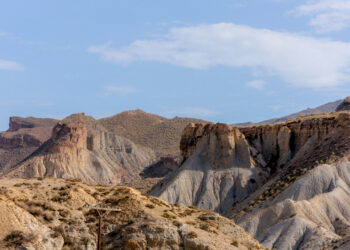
[3,113,156,185]
[0,178,264,250]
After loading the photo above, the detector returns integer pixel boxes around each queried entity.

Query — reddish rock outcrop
[8,116,57,132]
[5,113,157,185]
[0,117,58,172]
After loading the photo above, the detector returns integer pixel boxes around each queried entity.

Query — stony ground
[0,178,265,250]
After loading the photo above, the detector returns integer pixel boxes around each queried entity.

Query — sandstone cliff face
[8,116,58,132]
[0,117,57,172]
[151,123,268,213]
[240,114,345,171]
[0,117,57,149]
[4,113,156,185]
[0,128,46,149]
[152,112,350,216]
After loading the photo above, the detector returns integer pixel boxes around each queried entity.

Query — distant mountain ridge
[235,99,342,126]
[99,109,207,157]
[260,99,342,124]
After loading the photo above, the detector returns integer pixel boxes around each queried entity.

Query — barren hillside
[99,110,207,157]
[151,104,350,249]
[0,178,265,250]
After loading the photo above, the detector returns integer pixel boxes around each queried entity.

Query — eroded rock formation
[151,123,268,213]
[336,96,350,111]
[0,117,58,172]
[236,160,350,249]
[4,113,156,185]
[152,112,350,216]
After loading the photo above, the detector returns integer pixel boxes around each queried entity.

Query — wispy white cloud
[0,59,23,71]
[246,80,266,90]
[104,85,139,95]
[269,105,282,111]
[88,23,350,89]
[291,0,350,33]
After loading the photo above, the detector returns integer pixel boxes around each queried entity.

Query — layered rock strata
[152,112,350,215]
[151,123,268,213]
[4,113,156,185]
[236,159,350,249]
[0,117,57,172]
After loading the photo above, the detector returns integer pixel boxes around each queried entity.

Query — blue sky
[1,0,350,131]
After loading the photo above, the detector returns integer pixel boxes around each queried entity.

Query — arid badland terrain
[1,97,350,249]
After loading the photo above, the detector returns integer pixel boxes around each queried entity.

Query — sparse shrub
[198,213,216,221]
[4,231,36,247]
[28,207,42,217]
[172,220,182,227]
[187,231,198,239]
[50,231,61,238]
[124,239,141,249]
[162,212,174,220]
[147,196,169,207]
[52,226,64,235]
[27,201,55,211]
[4,231,25,246]
[43,212,54,222]
[231,238,239,247]
[59,209,69,218]
[145,204,155,209]
[81,236,90,245]
[85,216,96,223]
[92,192,100,199]
[185,209,193,216]
[67,178,81,183]
[141,222,152,229]
[200,223,210,231]
[63,235,74,247]
[178,212,187,217]
[103,197,121,206]
[51,191,71,202]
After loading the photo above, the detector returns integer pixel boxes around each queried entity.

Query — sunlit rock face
[151,123,268,213]
[152,112,350,216]
[336,96,350,111]
[5,113,156,185]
